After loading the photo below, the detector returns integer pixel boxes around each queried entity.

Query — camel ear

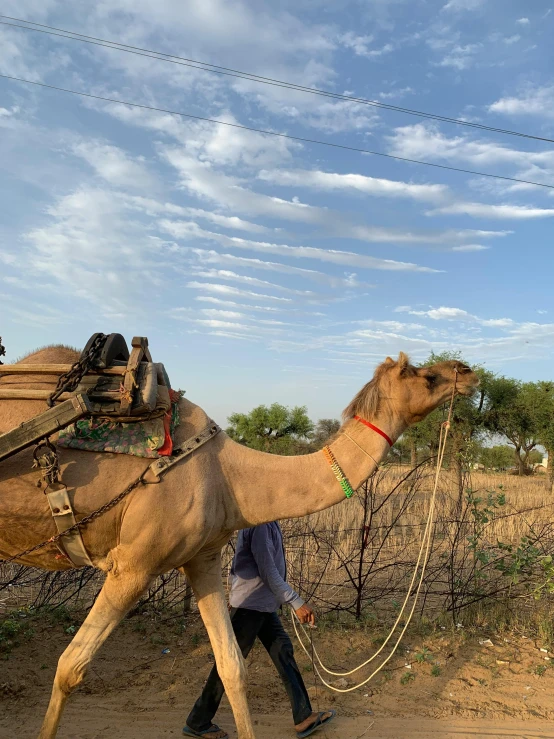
[384,356,395,366]
[398,352,410,374]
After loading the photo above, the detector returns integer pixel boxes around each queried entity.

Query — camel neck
[226,413,406,527]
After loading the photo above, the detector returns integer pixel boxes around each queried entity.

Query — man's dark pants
[186,607,313,732]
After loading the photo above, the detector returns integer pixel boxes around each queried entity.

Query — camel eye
[457,364,471,374]
[426,374,437,386]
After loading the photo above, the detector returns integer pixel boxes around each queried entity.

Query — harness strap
[46,485,94,567]
[148,421,221,480]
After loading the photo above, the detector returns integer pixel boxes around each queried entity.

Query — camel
[0,345,479,739]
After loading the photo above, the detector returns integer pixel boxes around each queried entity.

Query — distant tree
[535,382,554,484]
[478,445,514,471]
[226,403,314,454]
[484,380,546,475]
[528,449,545,468]
[310,418,341,450]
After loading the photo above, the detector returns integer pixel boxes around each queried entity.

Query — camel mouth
[457,380,479,397]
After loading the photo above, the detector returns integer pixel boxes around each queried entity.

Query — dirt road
[3,614,554,739]
[3,708,552,739]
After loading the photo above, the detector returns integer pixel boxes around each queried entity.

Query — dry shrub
[2,465,553,630]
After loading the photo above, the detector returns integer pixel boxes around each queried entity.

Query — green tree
[478,445,515,471]
[226,403,314,454]
[484,380,546,475]
[310,418,341,450]
[535,382,554,485]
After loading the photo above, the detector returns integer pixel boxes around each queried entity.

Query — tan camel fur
[0,346,479,739]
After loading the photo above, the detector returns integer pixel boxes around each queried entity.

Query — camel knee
[54,648,89,696]
[220,649,247,689]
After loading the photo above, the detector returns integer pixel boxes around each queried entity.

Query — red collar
[354,415,393,447]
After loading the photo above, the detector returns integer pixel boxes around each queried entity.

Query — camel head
[343,352,480,427]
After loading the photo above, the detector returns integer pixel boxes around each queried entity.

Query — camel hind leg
[38,567,152,739]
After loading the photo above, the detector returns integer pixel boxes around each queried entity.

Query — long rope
[292,382,457,692]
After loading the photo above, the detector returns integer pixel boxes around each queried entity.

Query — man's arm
[250,527,304,610]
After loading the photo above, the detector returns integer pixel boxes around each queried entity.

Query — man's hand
[295,603,315,627]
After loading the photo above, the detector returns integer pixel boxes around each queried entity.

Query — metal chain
[0,421,222,567]
[47,333,108,406]
[0,467,153,566]
[32,439,62,488]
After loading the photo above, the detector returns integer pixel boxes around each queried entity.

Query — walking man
[183,521,336,738]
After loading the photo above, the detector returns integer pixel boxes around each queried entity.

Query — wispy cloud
[185,282,293,302]
[258,168,448,202]
[427,202,554,219]
[387,123,554,189]
[489,85,554,118]
[189,268,319,296]
[442,0,486,11]
[185,248,368,288]
[161,220,442,272]
[339,32,394,58]
[395,304,514,327]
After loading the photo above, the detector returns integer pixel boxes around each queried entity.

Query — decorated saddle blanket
[58,389,183,459]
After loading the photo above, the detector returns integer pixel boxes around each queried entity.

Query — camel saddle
[0,333,183,568]
[0,334,179,464]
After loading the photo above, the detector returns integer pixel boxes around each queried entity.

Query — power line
[1,13,553,146]
[2,73,554,190]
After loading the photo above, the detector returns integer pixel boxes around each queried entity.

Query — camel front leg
[38,567,152,739]
[185,551,256,739]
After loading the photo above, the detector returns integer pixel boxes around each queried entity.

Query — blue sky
[1,0,553,422]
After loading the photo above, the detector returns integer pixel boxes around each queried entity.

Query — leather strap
[46,485,94,567]
[148,421,221,480]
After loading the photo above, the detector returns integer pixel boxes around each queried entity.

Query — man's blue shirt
[229,522,304,612]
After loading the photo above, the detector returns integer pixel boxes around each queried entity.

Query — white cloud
[160,220,442,272]
[397,304,514,327]
[516,17,530,25]
[185,282,293,302]
[439,43,482,70]
[378,87,415,100]
[387,123,554,187]
[503,35,521,45]
[489,85,554,118]
[121,195,268,233]
[185,248,367,288]
[195,297,283,313]
[442,0,486,10]
[72,140,157,190]
[22,187,169,313]
[427,202,554,219]
[451,244,490,251]
[190,268,318,296]
[339,32,394,58]
[180,113,300,168]
[0,106,19,119]
[258,168,448,202]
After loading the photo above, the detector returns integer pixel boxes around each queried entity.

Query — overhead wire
[2,73,554,190]
[1,14,554,145]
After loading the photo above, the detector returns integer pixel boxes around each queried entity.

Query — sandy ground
[2,612,554,739]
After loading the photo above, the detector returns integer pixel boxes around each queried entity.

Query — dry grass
[2,465,553,628]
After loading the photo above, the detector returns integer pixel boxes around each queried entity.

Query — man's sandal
[296,710,336,738]
[182,724,228,738]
